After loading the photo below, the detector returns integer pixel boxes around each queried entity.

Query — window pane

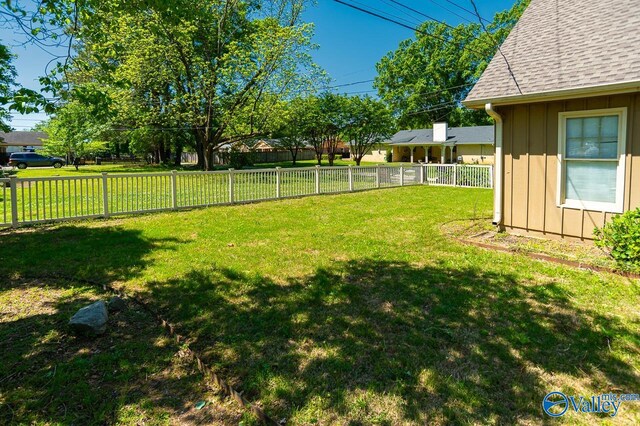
[566,115,618,159]
[566,161,617,203]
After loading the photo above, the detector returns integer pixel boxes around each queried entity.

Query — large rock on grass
[69,301,109,335]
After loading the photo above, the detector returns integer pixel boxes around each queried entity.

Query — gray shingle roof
[386,126,494,145]
[0,131,47,146]
[464,0,640,106]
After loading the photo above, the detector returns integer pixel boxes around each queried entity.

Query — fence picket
[0,164,491,228]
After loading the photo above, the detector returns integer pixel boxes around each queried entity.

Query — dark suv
[9,152,66,169]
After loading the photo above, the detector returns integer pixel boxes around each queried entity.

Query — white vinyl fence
[0,164,492,228]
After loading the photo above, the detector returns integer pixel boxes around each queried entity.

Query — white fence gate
[0,164,492,228]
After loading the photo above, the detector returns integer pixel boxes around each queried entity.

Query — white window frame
[557,107,627,213]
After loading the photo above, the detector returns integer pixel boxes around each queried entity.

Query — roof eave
[463,80,640,109]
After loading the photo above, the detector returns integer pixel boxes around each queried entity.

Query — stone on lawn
[69,301,109,335]
[107,296,127,312]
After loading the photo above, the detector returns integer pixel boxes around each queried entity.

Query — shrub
[385,150,393,163]
[220,150,255,169]
[594,208,640,272]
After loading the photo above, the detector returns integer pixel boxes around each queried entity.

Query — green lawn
[6,159,385,179]
[1,186,639,425]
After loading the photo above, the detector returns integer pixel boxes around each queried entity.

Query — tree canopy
[343,96,394,166]
[2,0,325,169]
[374,0,530,129]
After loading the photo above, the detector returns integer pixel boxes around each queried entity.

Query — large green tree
[274,98,313,166]
[0,43,16,133]
[343,96,394,166]
[62,0,322,170]
[374,0,530,129]
[40,100,109,160]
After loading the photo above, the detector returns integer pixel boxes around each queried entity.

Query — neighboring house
[361,123,494,164]
[0,131,48,163]
[252,139,279,152]
[218,142,251,153]
[463,0,640,240]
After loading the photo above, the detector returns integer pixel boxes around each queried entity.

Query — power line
[468,0,522,94]
[404,100,460,116]
[423,0,475,24]
[333,0,466,52]
[347,0,423,28]
[378,0,426,26]
[443,0,491,24]
[386,0,456,30]
[333,0,439,38]
[332,0,495,58]
[326,79,375,89]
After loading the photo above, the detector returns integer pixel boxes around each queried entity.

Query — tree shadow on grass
[0,227,243,425]
[0,225,181,286]
[145,260,640,424]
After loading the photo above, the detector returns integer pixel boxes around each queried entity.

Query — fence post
[420,164,425,184]
[101,172,109,218]
[376,164,381,188]
[275,167,281,198]
[453,164,458,187]
[400,165,404,186]
[315,165,320,194]
[348,165,354,191]
[9,176,18,228]
[229,168,235,203]
[171,170,178,210]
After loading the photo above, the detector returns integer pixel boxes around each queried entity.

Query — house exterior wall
[499,93,640,240]
[360,148,388,163]
[457,144,494,164]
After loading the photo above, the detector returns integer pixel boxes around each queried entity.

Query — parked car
[9,152,66,169]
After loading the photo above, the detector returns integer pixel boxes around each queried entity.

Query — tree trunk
[355,156,362,166]
[290,148,298,166]
[174,144,183,166]
[194,130,206,170]
[204,145,214,171]
[314,146,323,165]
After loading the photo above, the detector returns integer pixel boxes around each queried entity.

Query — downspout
[485,103,503,226]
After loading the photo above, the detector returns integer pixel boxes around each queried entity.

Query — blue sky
[2,0,516,130]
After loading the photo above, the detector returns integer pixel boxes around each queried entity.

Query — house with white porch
[361,123,494,164]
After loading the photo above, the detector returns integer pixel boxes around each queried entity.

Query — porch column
[410,146,414,163]
[450,146,454,163]
[440,144,445,164]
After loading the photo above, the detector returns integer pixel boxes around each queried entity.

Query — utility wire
[347,0,423,28]
[333,0,492,57]
[386,0,456,30]
[333,0,441,39]
[404,100,460,116]
[444,0,491,24]
[424,0,475,24]
[468,0,522,94]
[326,79,375,89]
[378,0,426,26]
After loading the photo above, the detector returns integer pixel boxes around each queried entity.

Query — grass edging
[23,273,277,425]
[456,238,640,279]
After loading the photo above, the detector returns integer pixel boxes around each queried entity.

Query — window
[557,108,627,212]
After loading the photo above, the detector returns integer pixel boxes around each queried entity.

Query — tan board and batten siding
[498,93,639,240]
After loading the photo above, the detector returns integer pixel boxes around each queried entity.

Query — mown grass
[0,280,247,425]
[1,186,639,425]
[8,158,384,179]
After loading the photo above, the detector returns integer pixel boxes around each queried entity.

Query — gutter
[485,103,503,226]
